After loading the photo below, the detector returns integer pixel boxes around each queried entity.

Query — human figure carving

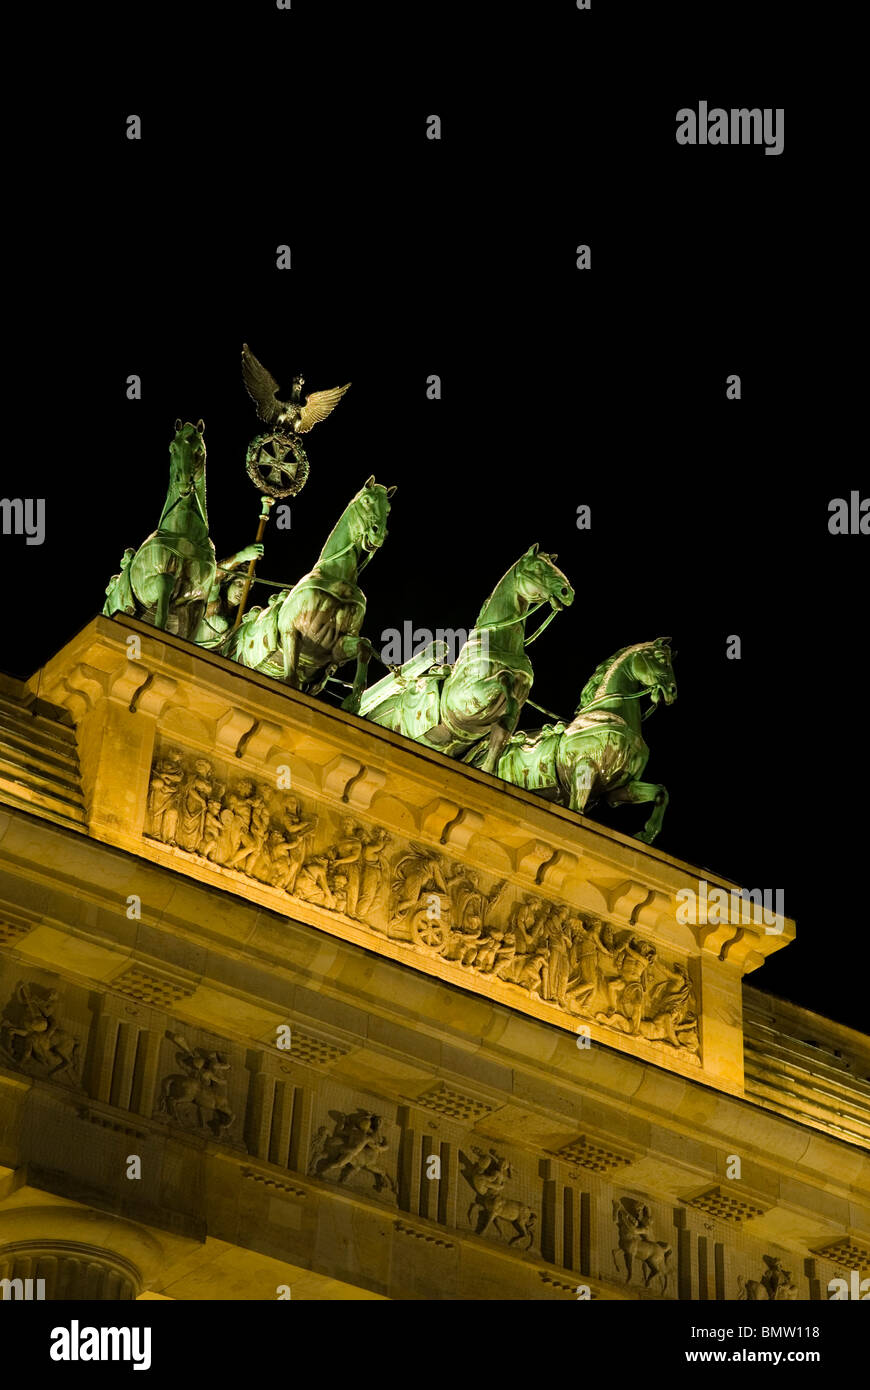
[308,1109,396,1194]
[390,845,449,924]
[565,920,615,1013]
[177,758,214,851]
[0,982,80,1078]
[326,819,366,919]
[157,1031,234,1137]
[462,1148,537,1250]
[738,1255,799,1301]
[356,826,390,919]
[146,754,184,842]
[600,937,654,1035]
[612,1197,672,1294]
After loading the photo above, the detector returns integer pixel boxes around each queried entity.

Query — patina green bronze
[489,639,677,843]
[191,542,266,649]
[359,546,574,773]
[222,475,394,712]
[104,421,218,637]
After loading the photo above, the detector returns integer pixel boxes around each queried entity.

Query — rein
[476,599,560,647]
[158,482,207,532]
[526,685,662,727]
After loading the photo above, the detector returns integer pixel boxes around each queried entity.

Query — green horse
[360,545,574,773]
[223,475,394,712]
[493,639,677,843]
[104,420,217,637]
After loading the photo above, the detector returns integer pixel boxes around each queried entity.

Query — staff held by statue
[230,343,351,633]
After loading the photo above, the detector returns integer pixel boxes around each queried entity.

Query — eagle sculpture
[241,344,351,434]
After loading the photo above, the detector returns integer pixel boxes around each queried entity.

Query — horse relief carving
[612,1197,672,1294]
[737,1255,799,1301]
[308,1109,396,1197]
[460,1147,536,1250]
[156,1031,235,1138]
[0,981,81,1081]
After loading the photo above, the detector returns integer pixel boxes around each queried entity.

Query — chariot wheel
[246,431,310,498]
[411,906,447,949]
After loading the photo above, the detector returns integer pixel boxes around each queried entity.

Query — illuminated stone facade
[0,617,868,1299]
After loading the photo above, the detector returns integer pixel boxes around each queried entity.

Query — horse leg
[307,663,338,697]
[508,1218,531,1249]
[477,716,512,776]
[567,760,596,814]
[282,625,302,688]
[152,574,176,631]
[607,779,669,844]
[182,597,206,642]
[477,1207,495,1238]
[339,637,374,714]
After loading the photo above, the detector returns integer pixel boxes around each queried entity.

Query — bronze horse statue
[223,476,394,712]
[104,420,217,637]
[360,545,574,772]
[492,639,677,843]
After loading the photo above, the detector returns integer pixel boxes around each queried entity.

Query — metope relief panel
[609,1196,676,1298]
[307,1084,399,1207]
[143,743,700,1063]
[153,1024,247,1146]
[460,1144,538,1254]
[0,973,85,1087]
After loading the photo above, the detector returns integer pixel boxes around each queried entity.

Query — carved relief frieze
[143,744,700,1060]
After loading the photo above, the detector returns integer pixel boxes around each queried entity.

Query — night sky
[5,14,863,1032]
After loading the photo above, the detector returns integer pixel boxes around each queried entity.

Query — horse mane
[577,641,658,712]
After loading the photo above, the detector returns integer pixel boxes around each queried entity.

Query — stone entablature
[30,616,795,1095]
[4,618,866,1302]
[0,803,866,1301]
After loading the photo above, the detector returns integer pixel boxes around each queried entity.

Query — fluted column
[0,1241,141,1299]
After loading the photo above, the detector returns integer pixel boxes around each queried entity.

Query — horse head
[630,637,677,708]
[169,419,207,503]
[515,543,575,613]
[347,476,395,561]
